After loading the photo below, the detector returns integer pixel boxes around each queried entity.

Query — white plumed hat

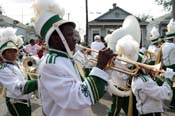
[32,0,75,46]
[165,18,175,40]
[15,35,24,49]
[116,35,139,62]
[149,27,160,44]
[0,27,18,55]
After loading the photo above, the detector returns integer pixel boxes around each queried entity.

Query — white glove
[165,68,175,81]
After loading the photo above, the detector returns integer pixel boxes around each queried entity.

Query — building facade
[0,13,37,43]
[147,13,172,38]
[88,3,148,47]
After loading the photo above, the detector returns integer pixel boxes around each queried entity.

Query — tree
[137,14,153,22]
[155,0,175,20]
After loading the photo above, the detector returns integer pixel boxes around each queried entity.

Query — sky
[0,0,169,34]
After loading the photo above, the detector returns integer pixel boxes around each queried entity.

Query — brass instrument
[78,45,163,76]
[22,55,39,79]
[22,55,39,98]
[144,50,154,59]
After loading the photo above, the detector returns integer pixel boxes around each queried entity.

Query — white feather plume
[116,35,139,61]
[16,35,24,48]
[150,27,160,39]
[167,18,175,34]
[32,0,65,21]
[0,27,17,47]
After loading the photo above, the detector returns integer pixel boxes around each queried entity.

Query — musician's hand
[96,48,115,70]
[165,68,175,81]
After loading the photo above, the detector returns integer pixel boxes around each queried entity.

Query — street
[0,83,175,116]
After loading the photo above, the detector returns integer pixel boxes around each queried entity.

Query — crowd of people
[0,0,175,116]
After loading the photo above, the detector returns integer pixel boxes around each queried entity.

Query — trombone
[77,45,163,76]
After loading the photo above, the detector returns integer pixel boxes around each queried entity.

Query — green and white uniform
[0,61,37,116]
[38,49,110,116]
[132,74,172,116]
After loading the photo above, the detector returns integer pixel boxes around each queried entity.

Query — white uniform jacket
[111,59,129,88]
[132,75,172,114]
[0,62,33,99]
[38,49,110,116]
[162,42,175,66]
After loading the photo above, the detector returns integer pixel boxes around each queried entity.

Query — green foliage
[155,0,172,11]
[137,14,153,22]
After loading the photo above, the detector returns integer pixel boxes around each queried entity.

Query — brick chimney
[112,3,117,9]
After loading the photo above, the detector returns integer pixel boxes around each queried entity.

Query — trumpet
[77,45,163,76]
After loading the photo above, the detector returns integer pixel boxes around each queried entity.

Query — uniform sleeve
[23,79,38,94]
[142,78,172,101]
[0,67,27,96]
[39,63,109,110]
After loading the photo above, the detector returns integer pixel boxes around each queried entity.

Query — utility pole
[68,13,70,20]
[22,8,23,23]
[85,0,88,46]
[172,0,175,20]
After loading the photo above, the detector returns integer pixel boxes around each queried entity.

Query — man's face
[61,24,76,51]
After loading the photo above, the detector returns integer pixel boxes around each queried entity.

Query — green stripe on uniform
[151,38,159,43]
[46,55,57,64]
[46,55,51,64]
[86,76,107,103]
[90,78,99,100]
[86,77,98,103]
[140,76,148,82]
[166,33,175,37]
[49,49,69,58]
[49,55,54,64]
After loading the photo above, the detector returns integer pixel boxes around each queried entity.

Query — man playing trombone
[32,0,115,115]
[106,15,142,116]
[107,34,142,116]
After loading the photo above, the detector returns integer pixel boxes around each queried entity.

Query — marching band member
[147,27,161,65]
[90,35,105,58]
[161,19,175,71]
[32,0,114,115]
[0,27,38,116]
[107,15,142,116]
[161,18,175,109]
[15,35,25,61]
[132,67,173,116]
[108,35,141,116]
[132,19,175,115]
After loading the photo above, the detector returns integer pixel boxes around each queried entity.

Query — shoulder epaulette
[46,54,57,64]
